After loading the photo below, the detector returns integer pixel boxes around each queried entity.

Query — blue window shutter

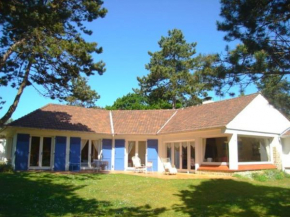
[102,139,112,170]
[114,139,125,171]
[69,137,81,171]
[54,136,66,171]
[147,139,158,171]
[15,134,30,171]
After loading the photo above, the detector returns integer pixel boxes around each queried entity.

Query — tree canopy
[135,29,211,109]
[66,77,100,108]
[197,0,290,117]
[203,0,290,94]
[0,0,107,126]
[105,93,149,110]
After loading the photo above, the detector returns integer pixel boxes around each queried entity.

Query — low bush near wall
[0,163,13,173]
[234,169,290,182]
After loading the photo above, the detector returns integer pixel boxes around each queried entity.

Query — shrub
[235,169,289,182]
[252,172,268,182]
[0,163,13,173]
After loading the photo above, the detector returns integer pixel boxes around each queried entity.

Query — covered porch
[161,130,279,173]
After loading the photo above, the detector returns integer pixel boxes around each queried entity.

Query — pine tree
[135,29,211,109]
[0,0,107,126]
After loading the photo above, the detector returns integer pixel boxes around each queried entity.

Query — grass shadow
[173,179,290,216]
[0,172,166,216]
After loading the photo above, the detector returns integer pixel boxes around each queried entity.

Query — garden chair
[161,158,177,175]
[132,156,146,173]
[146,161,153,173]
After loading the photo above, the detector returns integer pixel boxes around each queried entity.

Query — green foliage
[105,93,149,110]
[252,172,268,182]
[200,0,290,115]
[66,77,100,107]
[257,76,290,118]
[235,170,290,182]
[0,163,13,173]
[217,0,290,79]
[106,93,181,110]
[136,29,212,109]
[0,0,107,125]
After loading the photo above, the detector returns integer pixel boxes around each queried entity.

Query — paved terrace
[49,170,235,179]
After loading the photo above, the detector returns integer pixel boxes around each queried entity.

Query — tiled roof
[8,94,259,135]
[159,93,258,134]
[112,110,176,135]
[9,104,111,134]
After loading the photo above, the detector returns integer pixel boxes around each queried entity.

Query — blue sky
[0,0,256,121]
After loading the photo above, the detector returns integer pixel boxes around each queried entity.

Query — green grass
[0,172,290,216]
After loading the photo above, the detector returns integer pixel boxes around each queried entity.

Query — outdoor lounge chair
[161,158,177,175]
[132,156,146,173]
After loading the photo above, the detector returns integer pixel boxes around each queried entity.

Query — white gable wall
[227,94,290,134]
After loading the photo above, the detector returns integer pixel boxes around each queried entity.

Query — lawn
[0,172,290,217]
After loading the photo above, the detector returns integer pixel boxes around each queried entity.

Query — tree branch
[0,61,32,126]
[0,39,25,69]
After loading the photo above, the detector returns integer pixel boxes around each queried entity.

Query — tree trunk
[172,97,176,109]
[0,61,32,127]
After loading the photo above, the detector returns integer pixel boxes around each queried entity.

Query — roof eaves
[4,125,112,135]
[158,125,226,135]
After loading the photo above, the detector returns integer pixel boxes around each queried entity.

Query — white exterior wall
[227,94,290,134]
[0,139,5,162]
[5,113,289,172]
[5,137,13,162]
[228,133,238,170]
[282,137,290,170]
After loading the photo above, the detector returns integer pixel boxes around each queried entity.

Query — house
[1,93,290,173]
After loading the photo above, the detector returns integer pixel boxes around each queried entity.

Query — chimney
[202,96,214,104]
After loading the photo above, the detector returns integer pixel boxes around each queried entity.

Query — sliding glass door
[29,136,52,168]
[42,137,52,167]
[30,137,40,167]
[174,143,180,169]
[182,142,188,169]
[127,141,146,168]
[166,141,195,171]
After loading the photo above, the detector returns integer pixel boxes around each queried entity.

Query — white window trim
[126,139,147,170]
[164,140,196,172]
[28,135,53,170]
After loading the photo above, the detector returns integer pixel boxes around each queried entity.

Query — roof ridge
[109,111,114,135]
[157,110,178,134]
[180,92,259,110]
[112,109,175,112]
[39,93,260,113]
[46,103,106,111]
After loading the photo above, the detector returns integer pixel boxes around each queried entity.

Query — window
[29,136,52,167]
[204,137,228,162]
[190,142,195,169]
[166,143,172,162]
[238,137,270,162]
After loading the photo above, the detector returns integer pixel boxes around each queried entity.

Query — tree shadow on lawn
[0,172,166,216]
[173,179,290,217]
